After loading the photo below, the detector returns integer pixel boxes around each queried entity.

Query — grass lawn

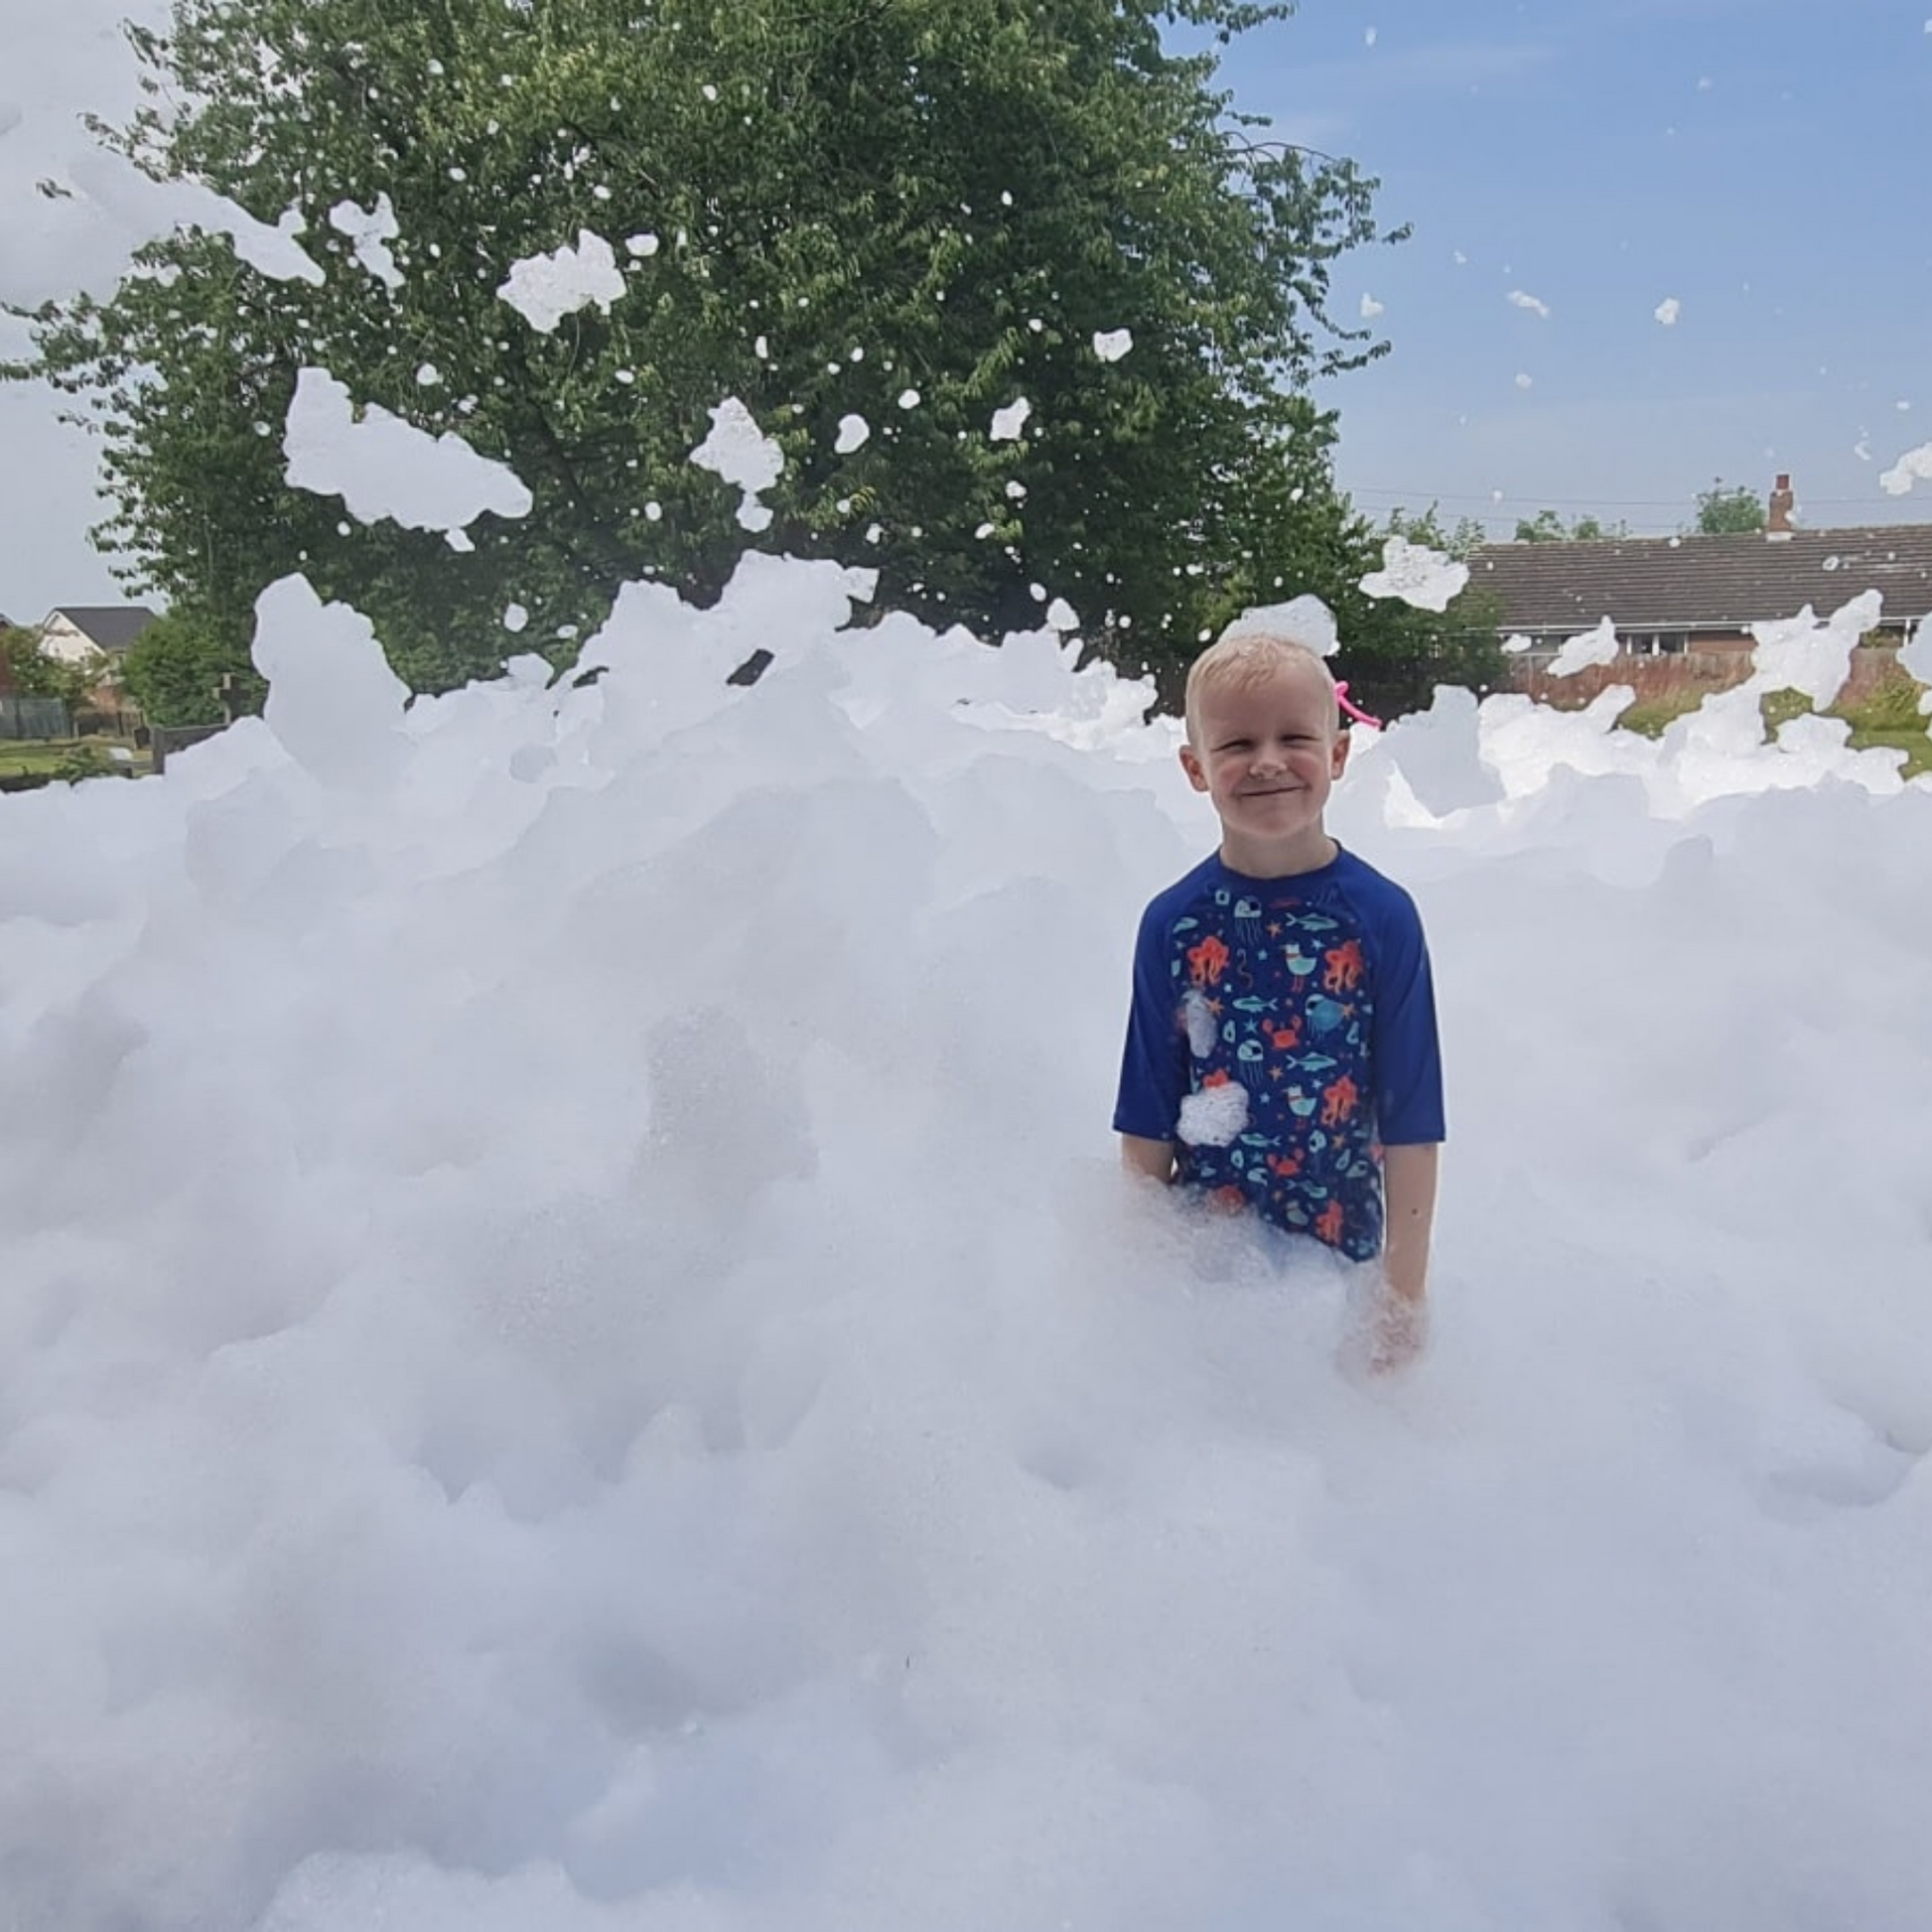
[1616,689,1931,780]
[1852,728,1932,780]
[0,737,151,781]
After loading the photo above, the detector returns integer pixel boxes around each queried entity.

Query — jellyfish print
[1233,896,1266,949]
[1235,1036,1269,1090]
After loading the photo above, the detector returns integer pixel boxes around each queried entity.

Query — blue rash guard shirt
[1113,847,1446,1262]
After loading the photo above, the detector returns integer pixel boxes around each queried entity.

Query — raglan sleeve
[1112,900,1186,1141]
[1369,887,1447,1146]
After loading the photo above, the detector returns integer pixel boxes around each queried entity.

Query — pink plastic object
[1333,679,1383,732]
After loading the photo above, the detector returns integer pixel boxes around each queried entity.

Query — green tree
[119,608,264,728]
[8,0,1404,697]
[1512,508,1626,542]
[1513,508,1567,544]
[1695,481,1765,535]
[0,623,93,708]
[1386,502,1487,560]
[1185,486,1506,718]
[1341,503,1505,715]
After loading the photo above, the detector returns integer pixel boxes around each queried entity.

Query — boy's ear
[1330,730,1351,779]
[1178,742,1210,792]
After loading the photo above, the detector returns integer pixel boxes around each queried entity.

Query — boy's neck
[1217,828,1339,879]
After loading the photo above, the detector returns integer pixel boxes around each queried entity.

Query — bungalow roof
[1467,525,1932,634]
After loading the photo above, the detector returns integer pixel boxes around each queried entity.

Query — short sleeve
[1113,901,1186,1141]
[1368,889,1446,1145]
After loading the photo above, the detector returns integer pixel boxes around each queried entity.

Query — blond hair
[1183,630,1338,745]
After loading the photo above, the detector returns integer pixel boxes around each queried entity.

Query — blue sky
[1208,0,1932,537]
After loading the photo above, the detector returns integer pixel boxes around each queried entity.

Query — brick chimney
[1767,473,1795,539]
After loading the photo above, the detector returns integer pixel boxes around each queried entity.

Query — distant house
[37,605,161,667]
[1469,478,1932,671]
[30,606,159,730]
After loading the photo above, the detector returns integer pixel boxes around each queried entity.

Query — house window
[1624,631,1687,657]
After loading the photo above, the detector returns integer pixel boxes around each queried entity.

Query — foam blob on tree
[991,397,1033,442]
[496,229,626,333]
[282,368,534,537]
[690,395,784,533]
[328,194,402,290]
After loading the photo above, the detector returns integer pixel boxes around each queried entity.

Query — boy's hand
[1366,1285,1429,1375]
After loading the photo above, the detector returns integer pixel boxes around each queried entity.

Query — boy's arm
[1120,1134,1176,1184]
[1364,1142,1440,1375]
[1381,1141,1440,1303]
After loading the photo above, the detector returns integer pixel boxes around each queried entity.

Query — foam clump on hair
[1216,594,1338,656]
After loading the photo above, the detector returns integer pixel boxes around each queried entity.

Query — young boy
[1114,629,1445,1366]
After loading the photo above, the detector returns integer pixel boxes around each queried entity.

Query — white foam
[1359,535,1470,613]
[1879,440,1932,496]
[991,398,1033,442]
[690,396,784,533]
[1547,615,1622,677]
[329,194,403,291]
[496,230,626,333]
[1219,595,1340,656]
[283,368,534,536]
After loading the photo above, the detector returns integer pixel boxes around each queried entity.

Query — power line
[1341,483,1907,511]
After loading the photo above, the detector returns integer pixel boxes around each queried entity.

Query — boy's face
[1178,658,1348,874]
